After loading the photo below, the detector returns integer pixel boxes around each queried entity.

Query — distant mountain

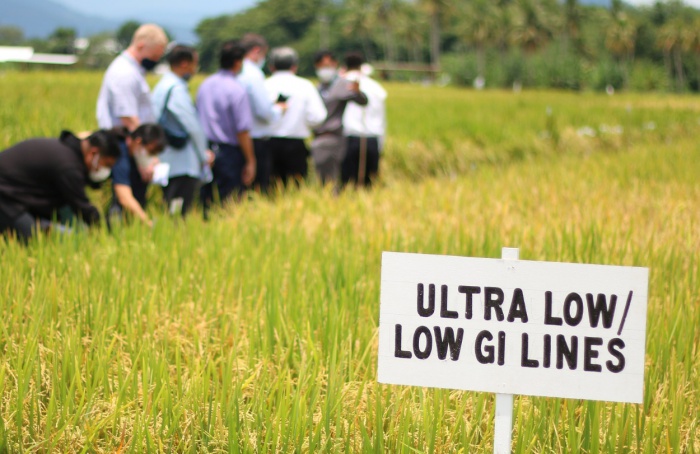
[54,0,258,29]
[0,0,258,42]
[0,0,119,38]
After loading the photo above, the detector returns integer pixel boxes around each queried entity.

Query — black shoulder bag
[158,85,190,149]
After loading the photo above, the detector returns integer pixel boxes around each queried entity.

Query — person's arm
[305,82,328,128]
[237,130,256,186]
[56,169,101,226]
[233,90,256,186]
[114,184,152,226]
[338,80,368,106]
[169,84,209,164]
[248,76,283,125]
[119,116,140,131]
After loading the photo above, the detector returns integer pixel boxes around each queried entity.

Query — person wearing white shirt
[96,24,168,131]
[152,45,214,217]
[341,52,387,188]
[238,34,285,194]
[264,47,327,187]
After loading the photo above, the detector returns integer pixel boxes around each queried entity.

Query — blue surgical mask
[141,58,158,72]
[182,73,193,82]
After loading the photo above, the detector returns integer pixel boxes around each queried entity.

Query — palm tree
[393,2,429,63]
[657,18,686,90]
[681,17,700,85]
[419,0,453,71]
[454,0,499,80]
[341,0,378,60]
[376,0,400,63]
[605,10,637,89]
[563,0,584,52]
[511,0,557,54]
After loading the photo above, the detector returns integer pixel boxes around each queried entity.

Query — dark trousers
[341,136,380,187]
[0,208,36,243]
[253,138,272,194]
[163,176,199,217]
[201,142,244,212]
[269,137,308,187]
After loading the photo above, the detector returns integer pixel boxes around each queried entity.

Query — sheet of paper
[152,162,170,187]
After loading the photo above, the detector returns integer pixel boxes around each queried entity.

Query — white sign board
[378,252,649,404]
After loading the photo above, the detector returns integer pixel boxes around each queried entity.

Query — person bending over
[0,129,121,242]
[107,124,167,227]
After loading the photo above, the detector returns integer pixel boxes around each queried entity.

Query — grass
[0,71,699,452]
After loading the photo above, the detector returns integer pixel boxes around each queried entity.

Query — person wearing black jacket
[0,130,121,242]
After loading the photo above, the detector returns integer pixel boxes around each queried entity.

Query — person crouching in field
[106,125,166,228]
[152,44,215,218]
[0,130,121,243]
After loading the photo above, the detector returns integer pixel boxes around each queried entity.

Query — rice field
[0,71,698,452]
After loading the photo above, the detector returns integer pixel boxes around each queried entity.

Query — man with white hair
[264,47,327,186]
[97,23,168,131]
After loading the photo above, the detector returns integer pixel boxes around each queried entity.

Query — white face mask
[316,67,337,84]
[89,154,111,183]
[255,57,266,70]
[134,146,151,169]
[89,167,112,183]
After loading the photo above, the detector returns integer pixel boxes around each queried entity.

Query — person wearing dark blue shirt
[107,125,166,227]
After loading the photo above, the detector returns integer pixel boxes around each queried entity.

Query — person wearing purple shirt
[196,40,256,211]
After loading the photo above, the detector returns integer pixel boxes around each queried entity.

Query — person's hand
[139,157,158,183]
[275,101,288,114]
[139,164,155,182]
[205,150,216,167]
[349,81,360,92]
[242,159,256,186]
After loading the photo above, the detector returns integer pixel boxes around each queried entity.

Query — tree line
[4,0,700,91]
[196,0,700,91]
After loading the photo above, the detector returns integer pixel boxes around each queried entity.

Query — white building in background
[0,46,78,65]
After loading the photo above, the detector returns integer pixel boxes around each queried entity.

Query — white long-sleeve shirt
[263,70,327,139]
[342,72,387,143]
[238,59,283,138]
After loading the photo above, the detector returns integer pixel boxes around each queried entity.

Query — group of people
[0,24,387,241]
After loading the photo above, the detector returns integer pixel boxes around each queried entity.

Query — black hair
[87,129,122,159]
[314,50,336,65]
[270,47,298,71]
[130,124,167,154]
[345,51,365,70]
[219,40,246,70]
[167,45,197,67]
[240,33,268,53]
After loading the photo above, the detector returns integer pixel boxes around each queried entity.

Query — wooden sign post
[378,248,649,452]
